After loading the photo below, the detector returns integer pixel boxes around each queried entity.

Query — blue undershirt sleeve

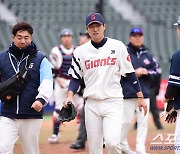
[165,84,180,99]
[68,77,80,94]
[126,72,141,93]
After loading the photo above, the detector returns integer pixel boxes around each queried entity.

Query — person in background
[79,31,91,45]
[48,28,83,143]
[120,27,160,154]
[134,62,163,130]
[150,63,163,130]
[70,31,91,150]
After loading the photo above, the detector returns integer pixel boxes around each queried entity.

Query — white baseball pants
[0,117,43,154]
[175,109,180,154]
[85,98,123,154]
[120,98,150,153]
[54,79,83,110]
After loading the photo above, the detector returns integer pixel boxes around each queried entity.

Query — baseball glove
[57,102,77,123]
[164,100,177,123]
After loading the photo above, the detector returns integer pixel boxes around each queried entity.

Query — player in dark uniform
[163,16,180,154]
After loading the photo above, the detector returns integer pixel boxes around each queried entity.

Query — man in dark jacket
[0,22,53,154]
[120,27,160,154]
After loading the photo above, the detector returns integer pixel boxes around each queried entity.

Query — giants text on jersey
[68,38,135,100]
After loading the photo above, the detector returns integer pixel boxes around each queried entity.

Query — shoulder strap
[58,46,64,55]
[20,53,36,80]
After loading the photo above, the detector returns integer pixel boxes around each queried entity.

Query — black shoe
[134,122,137,130]
[70,143,85,150]
[103,143,105,148]
[155,122,163,130]
[157,125,163,130]
[103,140,106,148]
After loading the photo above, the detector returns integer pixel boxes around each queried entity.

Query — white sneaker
[48,134,60,143]
[122,149,136,154]
[136,151,147,154]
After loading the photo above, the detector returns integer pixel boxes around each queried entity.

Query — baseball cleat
[122,149,136,154]
[70,143,85,150]
[48,134,60,143]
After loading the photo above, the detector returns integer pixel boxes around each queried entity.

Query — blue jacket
[120,43,160,98]
[168,49,180,109]
[0,42,49,119]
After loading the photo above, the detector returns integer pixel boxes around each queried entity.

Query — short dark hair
[12,22,33,36]
[79,32,91,38]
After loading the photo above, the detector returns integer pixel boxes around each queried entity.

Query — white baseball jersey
[68,38,135,100]
[49,45,75,69]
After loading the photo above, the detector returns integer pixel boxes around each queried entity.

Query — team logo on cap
[91,14,96,20]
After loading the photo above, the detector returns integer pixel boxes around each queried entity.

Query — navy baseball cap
[174,16,180,26]
[130,27,143,36]
[60,28,73,37]
[86,13,105,27]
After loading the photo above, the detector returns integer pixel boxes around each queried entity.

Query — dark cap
[174,16,180,26]
[79,32,91,38]
[130,27,143,36]
[60,28,73,37]
[86,13,105,27]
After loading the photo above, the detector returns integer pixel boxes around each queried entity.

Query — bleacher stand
[0,0,180,78]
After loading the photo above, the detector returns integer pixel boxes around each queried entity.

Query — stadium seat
[0,0,180,78]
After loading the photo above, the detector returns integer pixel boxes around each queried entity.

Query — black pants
[74,105,87,146]
[150,87,163,129]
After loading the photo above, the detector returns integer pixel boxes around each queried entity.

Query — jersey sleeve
[119,43,135,76]
[68,49,82,80]
[168,51,180,87]
[36,57,53,105]
[49,47,63,69]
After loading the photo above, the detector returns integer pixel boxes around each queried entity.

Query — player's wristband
[126,72,141,93]
[68,78,80,94]
[138,97,144,99]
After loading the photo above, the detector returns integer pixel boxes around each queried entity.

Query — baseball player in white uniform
[48,29,83,143]
[64,13,147,154]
